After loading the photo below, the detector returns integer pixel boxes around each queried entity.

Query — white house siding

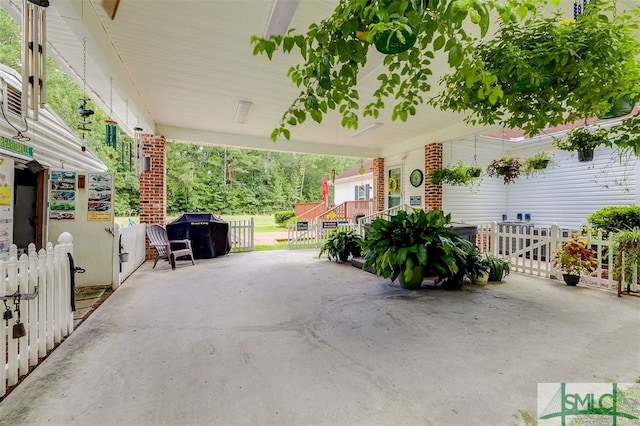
[504,143,638,229]
[334,174,373,205]
[441,138,508,224]
[441,137,638,228]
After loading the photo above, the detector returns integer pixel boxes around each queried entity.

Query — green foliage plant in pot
[319,228,363,262]
[553,127,609,162]
[552,233,597,285]
[611,228,640,292]
[433,2,640,137]
[251,0,549,141]
[429,161,482,186]
[522,151,556,176]
[485,254,510,282]
[486,156,521,184]
[361,209,475,290]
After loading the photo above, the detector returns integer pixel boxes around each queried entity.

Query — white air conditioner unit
[1,78,25,124]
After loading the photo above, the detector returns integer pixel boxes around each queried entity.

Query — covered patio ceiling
[0,0,637,158]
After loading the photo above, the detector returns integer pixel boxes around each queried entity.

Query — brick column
[373,157,385,212]
[425,143,443,211]
[138,134,167,259]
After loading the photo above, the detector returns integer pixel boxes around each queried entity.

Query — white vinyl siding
[441,138,638,228]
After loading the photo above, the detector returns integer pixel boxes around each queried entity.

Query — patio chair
[146,224,195,270]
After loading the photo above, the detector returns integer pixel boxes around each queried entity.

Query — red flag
[322,175,329,204]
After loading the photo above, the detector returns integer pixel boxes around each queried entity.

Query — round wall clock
[409,169,423,187]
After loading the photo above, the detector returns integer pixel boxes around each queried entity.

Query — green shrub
[275,211,296,226]
[587,205,640,235]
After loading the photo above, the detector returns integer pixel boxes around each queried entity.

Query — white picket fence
[477,222,636,293]
[1,238,75,398]
[228,218,254,252]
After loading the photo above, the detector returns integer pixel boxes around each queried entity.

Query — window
[354,184,371,200]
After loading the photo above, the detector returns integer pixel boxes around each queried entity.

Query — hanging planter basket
[513,63,555,93]
[374,27,418,54]
[597,94,636,120]
[577,148,594,162]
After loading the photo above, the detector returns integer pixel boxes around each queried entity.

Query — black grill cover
[166,213,231,259]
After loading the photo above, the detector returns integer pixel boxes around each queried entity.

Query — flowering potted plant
[486,157,521,184]
[552,234,597,285]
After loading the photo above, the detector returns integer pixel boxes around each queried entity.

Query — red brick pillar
[425,143,443,211]
[373,157,385,212]
[139,134,167,259]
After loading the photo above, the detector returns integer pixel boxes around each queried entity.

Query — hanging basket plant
[553,127,609,162]
[522,151,556,176]
[597,94,637,120]
[250,0,550,140]
[486,157,521,184]
[433,3,640,137]
[429,161,482,186]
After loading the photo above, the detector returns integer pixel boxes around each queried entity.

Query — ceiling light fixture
[351,123,383,138]
[263,0,301,38]
[234,101,252,123]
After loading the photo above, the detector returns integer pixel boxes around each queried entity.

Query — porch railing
[1,239,75,398]
[477,222,630,293]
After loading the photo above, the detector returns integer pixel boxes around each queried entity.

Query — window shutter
[354,185,358,200]
[365,184,371,199]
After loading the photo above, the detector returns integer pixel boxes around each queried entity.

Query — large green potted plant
[552,234,597,285]
[251,0,556,140]
[319,228,363,262]
[361,209,477,290]
[434,2,640,137]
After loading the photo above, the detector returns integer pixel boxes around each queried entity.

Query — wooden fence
[1,239,75,398]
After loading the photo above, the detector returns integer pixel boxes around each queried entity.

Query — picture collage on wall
[49,170,76,220]
[87,173,113,221]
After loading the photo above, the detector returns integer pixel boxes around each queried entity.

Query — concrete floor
[0,249,638,426]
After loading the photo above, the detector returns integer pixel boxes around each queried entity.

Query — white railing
[477,222,631,293]
[356,204,414,233]
[1,238,75,398]
[287,219,356,249]
[229,218,254,252]
[117,223,146,288]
